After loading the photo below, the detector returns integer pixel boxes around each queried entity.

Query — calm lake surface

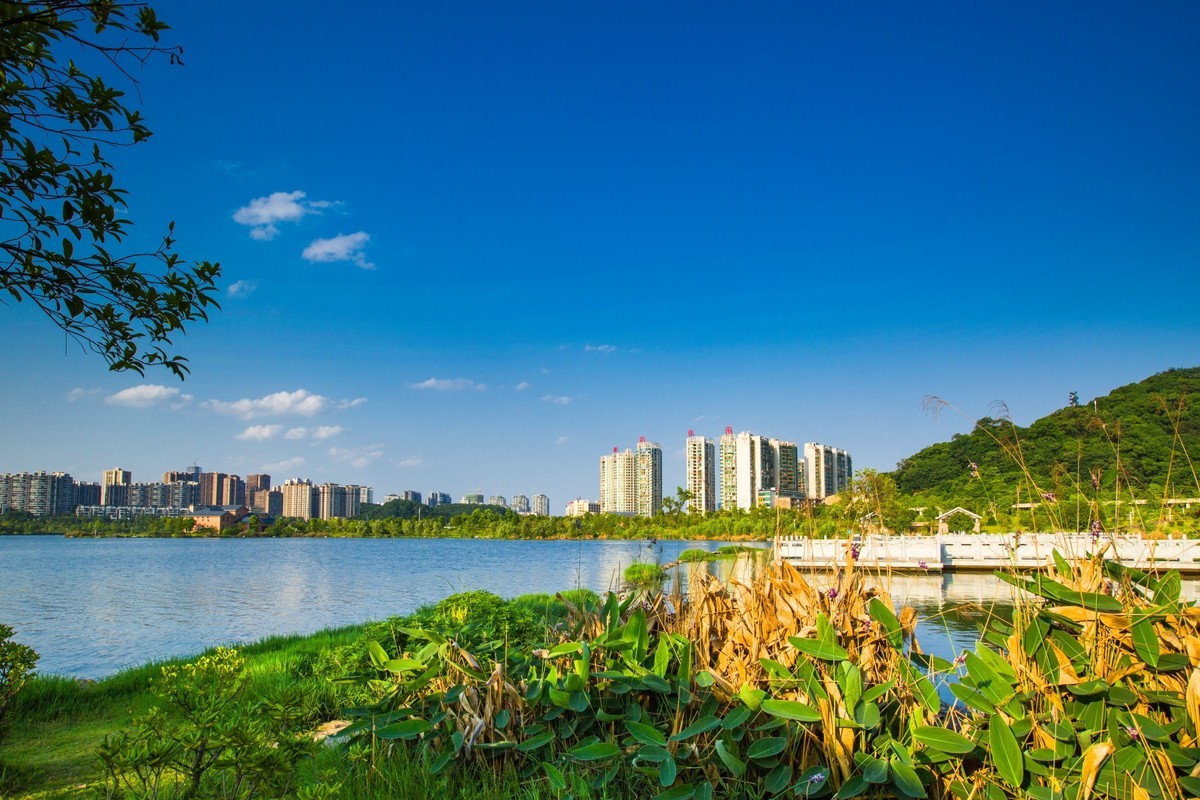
[5,535,1194,678]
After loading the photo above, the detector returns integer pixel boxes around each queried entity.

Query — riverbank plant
[0,624,38,739]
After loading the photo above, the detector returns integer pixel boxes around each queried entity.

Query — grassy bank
[4,553,1198,800]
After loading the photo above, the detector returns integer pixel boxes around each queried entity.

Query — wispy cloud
[107,385,193,410]
[203,389,350,420]
[263,456,306,472]
[541,394,571,406]
[584,344,616,353]
[338,398,367,410]
[555,436,570,445]
[394,456,424,468]
[282,424,344,441]
[232,190,336,240]
[412,378,486,391]
[66,387,101,402]
[227,280,258,298]
[329,444,384,469]
[302,231,374,270]
[235,424,282,441]
[285,427,308,440]
[515,381,531,391]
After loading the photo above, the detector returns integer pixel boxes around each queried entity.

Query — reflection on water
[2,536,1196,678]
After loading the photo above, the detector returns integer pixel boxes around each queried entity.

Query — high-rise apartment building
[685,431,717,514]
[734,432,774,510]
[199,472,227,506]
[488,495,507,508]
[246,474,271,497]
[565,499,599,516]
[771,439,800,498]
[532,494,550,516]
[511,494,530,514]
[281,478,316,519]
[403,490,422,504]
[0,471,77,516]
[718,428,738,510]
[427,492,451,507]
[76,481,101,506]
[803,443,852,499]
[599,447,637,514]
[222,475,246,507]
[101,468,131,507]
[635,437,663,517]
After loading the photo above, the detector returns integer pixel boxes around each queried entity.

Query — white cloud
[302,231,374,270]
[106,385,192,409]
[204,389,334,420]
[555,436,569,445]
[541,394,571,406]
[338,397,367,410]
[235,424,282,441]
[280,425,341,441]
[329,444,384,469]
[313,425,344,440]
[66,387,100,402]
[394,456,424,468]
[585,344,617,353]
[263,456,306,472]
[412,378,486,391]
[232,191,335,240]
[515,381,530,391]
[285,427,308,440]
[227,280,258,298]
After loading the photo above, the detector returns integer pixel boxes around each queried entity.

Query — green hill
[892,367,1200,520]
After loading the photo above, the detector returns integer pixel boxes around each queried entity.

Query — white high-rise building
[599,447,637,514]
[803,443,853,499]
[718,427,737,510]
[734,431,774,510]
[511,494,530,514]
[635,437,663,517]
[685,431,716,513]
[282,478,316,519]
[532,494,550,516]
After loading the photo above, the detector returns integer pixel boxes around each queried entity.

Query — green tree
[0,1,219,377]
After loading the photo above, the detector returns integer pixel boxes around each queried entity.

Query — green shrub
[0,623,37,737]
[677,548,716,562]
[98,646,317,799]
[622,562,666,588]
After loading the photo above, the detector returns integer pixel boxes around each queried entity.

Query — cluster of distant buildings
[381,490,551,516]
[0,466,373,522]
[571,429,853,517]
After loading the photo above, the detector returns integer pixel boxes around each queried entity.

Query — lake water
[4,535,1187,678]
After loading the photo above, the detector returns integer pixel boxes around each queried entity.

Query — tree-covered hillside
[892,368,1200,522]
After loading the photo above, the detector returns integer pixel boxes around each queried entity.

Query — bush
[623,562,667,588]
[0,623,37,737]
[98,646,316,799]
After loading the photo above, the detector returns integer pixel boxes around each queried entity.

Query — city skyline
[1,3,1197,508]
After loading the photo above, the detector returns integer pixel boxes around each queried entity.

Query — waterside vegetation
[4,545,1200,799]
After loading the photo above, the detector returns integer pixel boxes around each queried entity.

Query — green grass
[0,624,369,799]
[622,562,667,587]
[677,548,717,562]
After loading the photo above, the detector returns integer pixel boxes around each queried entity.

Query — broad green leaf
[382,657,425,673]
[693,781,714,800]
[890,758,926,797]
[746,736,788,759]
[376,719,432,739]
[862,756,889,784]
[429,748,454,774]
[517,730,555,751]
[834,775,868,798]
[714,739,746,778]
[642,674,672,693]
[861,678,895,704]
[868,597,903,647]
[696,670,715,688]
[853,701,880,730]
[670,715,721,741]
[795,766,830,797]
[765,764,793,795]
[367,640,388,667]
[760,698,821,722]
[789,636,850,662]
[637,744,671,763]
[989,719,1024,787]
[569,741,620,761]
[652,785,693,800]
[659,755,677,786]
[739,685,766,710]
[949,684,996,714]
[626,719,667,746]
[541,760,566,790]
[547,641,583,658]
[1131,615,1160,668]
[913,726,976,754]
[722,705,752,729]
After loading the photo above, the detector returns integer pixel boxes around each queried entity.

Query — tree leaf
[989,719,1024,787]
[760,698,821,722]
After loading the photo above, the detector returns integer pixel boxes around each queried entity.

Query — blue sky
[2,1,1198,509]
